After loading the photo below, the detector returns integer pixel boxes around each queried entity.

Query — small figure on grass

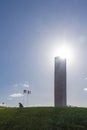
[19,102,23,108]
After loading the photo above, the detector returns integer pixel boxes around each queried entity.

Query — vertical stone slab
[54,57,66,107]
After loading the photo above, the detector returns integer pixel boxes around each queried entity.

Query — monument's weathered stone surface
[54,57,66,107]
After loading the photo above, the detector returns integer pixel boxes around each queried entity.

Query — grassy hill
[0,107,87,130]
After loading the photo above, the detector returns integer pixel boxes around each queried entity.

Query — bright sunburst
[52,44,73,61]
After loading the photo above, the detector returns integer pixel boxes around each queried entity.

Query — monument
[54,57,66,107]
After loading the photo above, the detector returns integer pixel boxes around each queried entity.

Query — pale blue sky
[0,0,87,107]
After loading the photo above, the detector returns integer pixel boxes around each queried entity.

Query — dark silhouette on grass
[19,102,23,108]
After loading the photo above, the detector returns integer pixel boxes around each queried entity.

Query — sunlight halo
[52,44,74,61]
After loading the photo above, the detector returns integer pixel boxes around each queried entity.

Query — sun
[52,44,73,61]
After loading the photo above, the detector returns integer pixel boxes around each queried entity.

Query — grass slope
[0,107,87,130]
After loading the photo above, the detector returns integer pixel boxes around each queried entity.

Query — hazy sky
[0,0,87,107]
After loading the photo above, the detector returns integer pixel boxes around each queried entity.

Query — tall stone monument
[54,57,66,107]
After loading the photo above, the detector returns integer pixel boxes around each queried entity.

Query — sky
[0,0,87,107]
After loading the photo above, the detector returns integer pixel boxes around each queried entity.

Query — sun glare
[52,45,73,61]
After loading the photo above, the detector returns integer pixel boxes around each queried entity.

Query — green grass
[0,107,87,130]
